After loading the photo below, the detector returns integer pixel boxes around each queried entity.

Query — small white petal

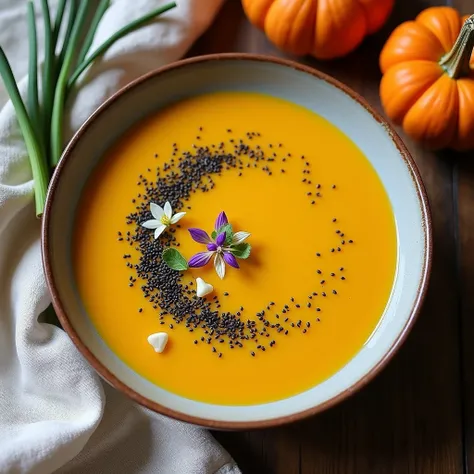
[170,212,186,224]
[196,277,214,297]
[147,332,168,353]
[232,231,251,245]
[214,253,226,280]
[154,224,167,239]
[150,202,164,220]
[141,219,159,229]
[164,201,172,218]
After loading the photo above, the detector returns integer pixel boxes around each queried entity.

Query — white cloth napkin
[0,1,241,473]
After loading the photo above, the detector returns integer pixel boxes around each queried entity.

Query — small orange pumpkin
[380,7,474,151]
[242,0,394,60]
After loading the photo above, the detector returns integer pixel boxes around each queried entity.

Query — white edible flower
[147,332,169,353]
[195,277,213,297]
[141,201,186,239]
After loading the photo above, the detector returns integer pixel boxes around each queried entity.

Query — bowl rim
[42,53,433,430]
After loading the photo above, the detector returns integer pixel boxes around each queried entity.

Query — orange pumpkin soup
[74,92,397,405]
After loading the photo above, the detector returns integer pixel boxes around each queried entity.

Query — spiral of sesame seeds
[119,132,353,356]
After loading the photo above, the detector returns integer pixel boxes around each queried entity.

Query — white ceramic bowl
[42,54,432,429]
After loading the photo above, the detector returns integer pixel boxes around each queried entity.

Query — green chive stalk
[0,0,177,214]
[0,49,48,216]
[52,0,67,45]
[50,0,89,166]
[26,2,39,133]
[76,0,111,67]
[57,0,78,70]
[40,0,54,149]
[67,2,177,90]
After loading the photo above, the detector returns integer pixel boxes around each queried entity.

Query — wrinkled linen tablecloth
[0,1,241,473]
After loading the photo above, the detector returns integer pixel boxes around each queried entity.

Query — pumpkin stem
[439,15,474,79]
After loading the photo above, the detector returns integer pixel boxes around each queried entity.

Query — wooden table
[189,1,473,473]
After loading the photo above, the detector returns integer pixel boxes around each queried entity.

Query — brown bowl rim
[42,53,433,430]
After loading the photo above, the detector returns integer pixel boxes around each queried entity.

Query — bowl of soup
[42,54,432,429]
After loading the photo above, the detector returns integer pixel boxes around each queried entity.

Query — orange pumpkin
[380,7,474,151]
[242,0,394,60]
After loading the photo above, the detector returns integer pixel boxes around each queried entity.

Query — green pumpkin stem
[439,14,474,79]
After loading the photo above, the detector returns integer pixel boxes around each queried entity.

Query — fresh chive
[67,2,177,89]
[57,0,78,70]
[51,0,90,165]
[26,2,39,132]
[40,0,54,146]
[52,0,67,45]
[76,0,111,66]
[0,48,48,216]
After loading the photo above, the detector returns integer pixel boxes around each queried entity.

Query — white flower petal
[214,253,226,280]
[232,231,251,245]
[154,224,167,239]
[170,212,186,224]
[141,219,159,229]
[150,203,164,220]
[164,201,172,218]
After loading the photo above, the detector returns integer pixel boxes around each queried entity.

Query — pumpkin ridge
[403,75,460,149]
[454,77,474,150]
[355,0,394,35]
[416,6,463,54]
[242,0,274,30]
[265,0,315,55]
[379,21,446,73]
[313,0,367,59]
[380,60,443,124]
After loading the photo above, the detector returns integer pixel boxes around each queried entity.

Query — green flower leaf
[230,243,251,259]
[211,230,217,239]
[162,248,188,271]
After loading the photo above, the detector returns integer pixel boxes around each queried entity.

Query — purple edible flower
[187,212,250,279]
[215,211,228,230]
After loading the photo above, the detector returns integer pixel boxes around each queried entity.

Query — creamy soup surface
[74,92,397,405]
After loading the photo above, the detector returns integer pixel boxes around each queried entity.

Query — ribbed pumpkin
[380,7,474,151]
[242,0,394,60]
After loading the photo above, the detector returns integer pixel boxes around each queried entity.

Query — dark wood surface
[189,0,473,473]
